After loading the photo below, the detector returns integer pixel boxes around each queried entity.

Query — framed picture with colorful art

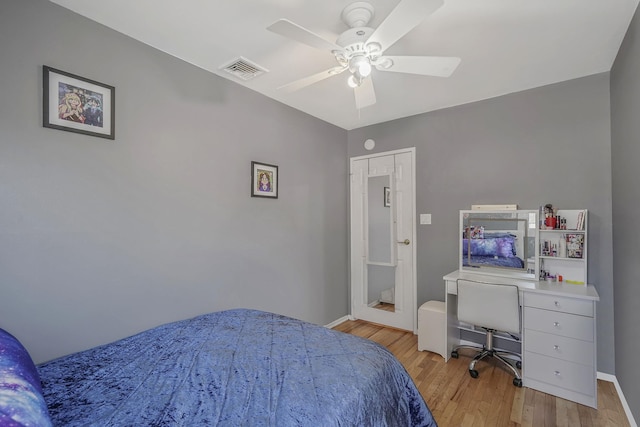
[251,161,278,199]
[42,65,115,140]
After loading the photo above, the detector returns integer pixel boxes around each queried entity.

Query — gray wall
[0,0,348,364]
[611,3,640,420]
[0,0,628,403]
[347,74,615,375]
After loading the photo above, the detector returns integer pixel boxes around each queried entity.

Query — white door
[350,148,416,331]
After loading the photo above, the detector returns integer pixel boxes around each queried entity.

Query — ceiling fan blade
[277,66,347,93]
[267,19,342,52]
[375,56,460,77]
[366,0,444,53]
[354,77,376,110]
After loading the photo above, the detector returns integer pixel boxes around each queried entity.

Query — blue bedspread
[38,309,436,426]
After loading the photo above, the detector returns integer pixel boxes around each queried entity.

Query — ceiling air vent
[220,57,268,81]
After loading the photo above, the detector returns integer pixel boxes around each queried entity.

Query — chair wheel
[451,351,459,359]
[469,369,479,379]
[513,378,523,387]
[516,361,522,369]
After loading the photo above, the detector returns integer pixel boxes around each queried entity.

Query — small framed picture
[43,65,115,140]
[384,186,391,207]
[251,161,278,199]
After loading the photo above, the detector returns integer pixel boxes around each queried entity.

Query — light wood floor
[333,319,630,427]
[373,302,395,312]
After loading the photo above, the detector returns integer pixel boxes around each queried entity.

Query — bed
[1,308,436,426]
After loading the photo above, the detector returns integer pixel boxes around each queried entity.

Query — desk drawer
[524,293,593,317]
[524,329,594,366]
[524,307,594,342]
[524,351,596,396]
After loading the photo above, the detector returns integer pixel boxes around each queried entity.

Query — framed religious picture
[42,65,115,139]
[251,161,278,199]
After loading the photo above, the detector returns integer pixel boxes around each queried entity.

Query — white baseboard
[324,315,351,329]
[597,372,637,427]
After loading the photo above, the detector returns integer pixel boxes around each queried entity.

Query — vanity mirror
[459,209,538,279]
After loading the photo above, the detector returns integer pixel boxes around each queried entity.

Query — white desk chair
[451,279,523,387]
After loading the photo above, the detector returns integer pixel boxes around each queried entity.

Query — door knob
[397,239,410,245]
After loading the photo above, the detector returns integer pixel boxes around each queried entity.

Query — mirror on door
[367,264,396,312]
[367,175,394,264]
[366,174,396,312]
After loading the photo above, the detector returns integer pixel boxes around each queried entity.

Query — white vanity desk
[444,270,600,408]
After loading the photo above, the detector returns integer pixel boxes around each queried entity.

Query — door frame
[349,147,417,333]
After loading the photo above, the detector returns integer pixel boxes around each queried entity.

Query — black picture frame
[251,161,278,199]
[43,65,115,140]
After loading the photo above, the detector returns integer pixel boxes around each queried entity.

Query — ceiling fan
[266,0,461,110]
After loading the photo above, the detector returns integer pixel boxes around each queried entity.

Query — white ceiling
[49,0,638,130]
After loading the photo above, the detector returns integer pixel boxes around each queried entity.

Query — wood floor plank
[556,398,581,427]
[510,388,525,425]
[333,319,630,427]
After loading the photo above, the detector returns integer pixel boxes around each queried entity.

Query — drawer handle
[554,371,561,377]
[553,322,560,327]
[553,345,560,351]
[554,301,560,307]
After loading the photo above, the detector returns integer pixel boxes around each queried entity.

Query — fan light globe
[347,75,360,88]
[358,61,372,77]
[350,55,372,78]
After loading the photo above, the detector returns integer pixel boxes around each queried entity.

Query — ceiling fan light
[349,55,372,78]
[358,61,372,77]
[347,74,360,88]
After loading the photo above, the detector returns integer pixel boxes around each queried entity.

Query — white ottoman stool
[418,300,446,359]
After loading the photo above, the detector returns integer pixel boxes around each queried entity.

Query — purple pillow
[462,237,516,258]
[0,328,52,427]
